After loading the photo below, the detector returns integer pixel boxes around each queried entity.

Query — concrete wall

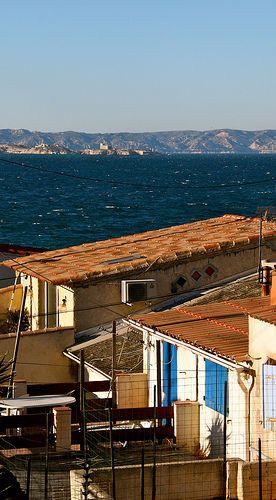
[0,326,76,384]
[116,373,148,409]
[73,243,272,332]
[71,458,276,500]
[71,459,225,500]
[235,460,276,500]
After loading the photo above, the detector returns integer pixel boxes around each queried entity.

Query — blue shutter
[216,363,228,415]
[263,364,276,430]
[205,359,217,410]
[170,344,178,404]
[163,341,177,406]
[205,359,228,414]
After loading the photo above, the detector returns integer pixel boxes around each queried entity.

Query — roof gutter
[124,318,244,371]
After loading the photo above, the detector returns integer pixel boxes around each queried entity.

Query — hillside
[1,128,276,154]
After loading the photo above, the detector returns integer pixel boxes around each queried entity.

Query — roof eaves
[124,318,240,370]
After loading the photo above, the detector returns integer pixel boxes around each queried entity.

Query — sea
[0,153,275,250]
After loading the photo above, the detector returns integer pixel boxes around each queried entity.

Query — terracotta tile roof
[127,295,274,364]
[1,215,276,285]
[0,243,47,256]
[233,296,276,326]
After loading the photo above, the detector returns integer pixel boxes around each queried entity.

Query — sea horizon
[0,153,275,251]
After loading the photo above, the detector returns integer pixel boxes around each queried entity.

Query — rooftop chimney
[271,271,276,305]
[260,260,276,298]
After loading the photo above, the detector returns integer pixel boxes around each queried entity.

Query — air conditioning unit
[121,279,157,303]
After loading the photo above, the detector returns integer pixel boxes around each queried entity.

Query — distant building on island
[99,142,112,151]
[82,142,159,156]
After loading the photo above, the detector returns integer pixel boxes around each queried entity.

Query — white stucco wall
[144,331,248,460]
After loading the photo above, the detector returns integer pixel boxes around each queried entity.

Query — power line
[0,156,275,190]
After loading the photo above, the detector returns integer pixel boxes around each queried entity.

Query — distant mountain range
[1,128,276,154]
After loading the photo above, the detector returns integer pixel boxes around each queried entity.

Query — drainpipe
[237,367,255,461]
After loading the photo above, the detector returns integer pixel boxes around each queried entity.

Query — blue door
[163,341,177,407]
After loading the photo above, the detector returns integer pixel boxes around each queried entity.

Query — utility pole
[112,321,116,409]
[7,286,28,398]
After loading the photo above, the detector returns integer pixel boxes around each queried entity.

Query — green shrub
[4,308,30,333]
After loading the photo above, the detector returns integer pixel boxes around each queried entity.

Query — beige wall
[0,284,23,326]
[249,316,276,460]
[116,373,148,409]
[73,243,273,332]
[0,326,76,384]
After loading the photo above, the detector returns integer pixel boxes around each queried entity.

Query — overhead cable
[0,156,275,190]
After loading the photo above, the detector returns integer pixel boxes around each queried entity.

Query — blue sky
[1,0,276,133]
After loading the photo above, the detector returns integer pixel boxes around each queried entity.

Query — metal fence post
[26,457,31,500]
[141,446,145,500]
[45,413,49,499]
[109,407,116,500]
[223,380,228,500]
[259,438,262,500]
[152,385,156,500]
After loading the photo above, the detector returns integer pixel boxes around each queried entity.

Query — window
[205,265,215,277]
[262,362,276,430]
[176,275,187,288]
[38,281,58,329]
[205,359,228,414]
[191,270,202,282]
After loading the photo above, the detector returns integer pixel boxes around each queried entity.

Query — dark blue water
[0,154,275,250]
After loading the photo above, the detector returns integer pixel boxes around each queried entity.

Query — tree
[4,308,30,333]
[0,353,13,386]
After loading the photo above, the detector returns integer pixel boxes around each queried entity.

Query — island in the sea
[0,142,159,156]
[82,142,159,156]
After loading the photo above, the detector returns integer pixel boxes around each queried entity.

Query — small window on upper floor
[191,270,202,282]
[205,265,215,277]
[176,275,187,287]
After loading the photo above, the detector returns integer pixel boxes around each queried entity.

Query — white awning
[0,395,76,409]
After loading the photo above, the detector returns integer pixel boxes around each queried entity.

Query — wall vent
[121,280,157,303]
